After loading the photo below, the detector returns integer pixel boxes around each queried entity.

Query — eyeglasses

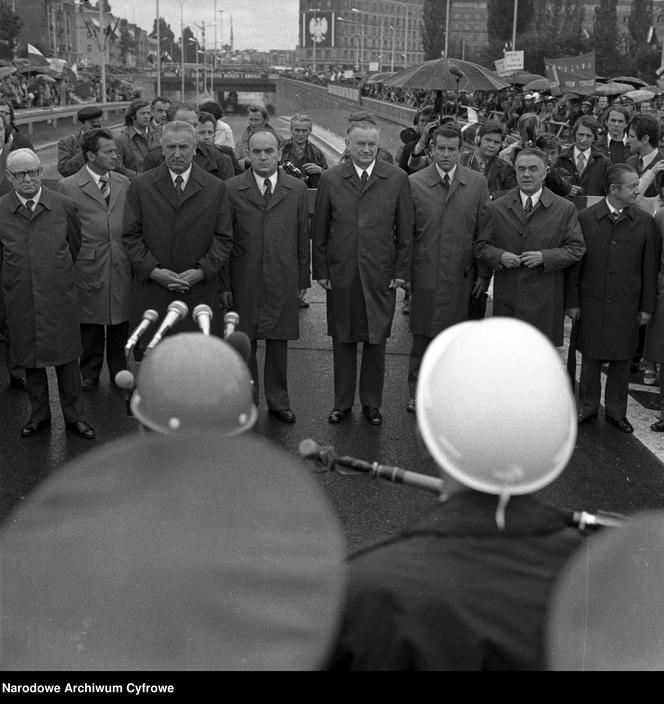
[8,169,41,180]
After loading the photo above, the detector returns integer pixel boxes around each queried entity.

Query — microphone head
[193,303,213,322]
[225,331,251,364]
[114,370,135,390]
[143,309,159,324]
[298,439,320,458]
[167,300,189,318]
[224,311,240,326]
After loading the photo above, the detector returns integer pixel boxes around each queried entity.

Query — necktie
[576,152,586,175]
[263,179,272,205]
[360,170,368,186]
[442,173,451,188]
[99,173,110,204]
[524,196,533,215]
[174,175,183,200]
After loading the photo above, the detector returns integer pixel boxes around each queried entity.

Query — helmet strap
[495,491,511,531]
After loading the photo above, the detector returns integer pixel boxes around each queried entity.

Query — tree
[594,0,620,76]
[487,0,535,46]
[421,0,445,60]
[0,2,21,60]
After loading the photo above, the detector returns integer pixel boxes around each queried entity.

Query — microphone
[192,303,213,336]
[224,311,239,338]
[124,309,159,357]
[145,300,189,353]
[225,330,251,364]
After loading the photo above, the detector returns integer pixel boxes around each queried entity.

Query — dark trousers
[25,360,85,423]
[408,333,433,398]
[332,338,386,409]
[80,322,129,381]
[579,356,631,418]
[249,339,289,410]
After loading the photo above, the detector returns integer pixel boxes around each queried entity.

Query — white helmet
[416,317,577,496]
[131,333,258,436]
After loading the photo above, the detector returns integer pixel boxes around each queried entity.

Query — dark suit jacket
[122,162,233,336]
[627,149,664,197]
[142,142,234,181]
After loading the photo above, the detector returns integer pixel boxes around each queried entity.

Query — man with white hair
[0,149,94,439]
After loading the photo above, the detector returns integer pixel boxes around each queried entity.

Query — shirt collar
[520,188,542,208]
[353,160,376,179]
[16,188,42,209]
[253,170,278,192]
[435,163,457,182]
[168,165,192,190]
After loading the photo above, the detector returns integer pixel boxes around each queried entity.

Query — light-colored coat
[311,159,413,344]
[0,188,82,367]
[409,163,491,337]
[57,166,132,326]
[225,169,310,341]
[476,187,586,346]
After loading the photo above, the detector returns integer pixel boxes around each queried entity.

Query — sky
[114,0,300,52]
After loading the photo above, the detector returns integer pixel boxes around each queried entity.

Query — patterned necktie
[99,173,110,204]
[442,173,451,188]
[360,170,368,186]
[263,179,272,205]
[576,152,586,175]
[174,174,183,200]
[524,196,533,215]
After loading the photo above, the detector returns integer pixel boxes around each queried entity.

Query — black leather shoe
[21,418,51,437]
[328,407,351,424]
[269,408,296,423]
[9,376,28,391]
[577,411,598,425]
[362,405,382,425]
[605,415,634,434]
[65,421,96,440]
[81,377,99,392]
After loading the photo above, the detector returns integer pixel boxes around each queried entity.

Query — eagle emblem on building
[309,16,329,44]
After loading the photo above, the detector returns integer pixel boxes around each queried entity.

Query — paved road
[3,109,664,553]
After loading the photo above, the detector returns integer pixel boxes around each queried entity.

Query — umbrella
[508,70,548,86]
[612,75,648,88]
[0,66,17,79]
[623,88,656,103]
[384,57,511,92]
[595,80,633,96]
[522,77,551,92]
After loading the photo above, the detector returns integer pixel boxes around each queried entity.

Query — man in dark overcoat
[122,121,233,346]
[0,149,94,439]
[407,124,491,413]
[312,120,413,426]
[224,131,310,423]
[57,128,132,391]
[476,147,586,347]
[566,164,660,434]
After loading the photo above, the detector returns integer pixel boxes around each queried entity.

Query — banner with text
[301,11,335,48]
[544,50,596,95]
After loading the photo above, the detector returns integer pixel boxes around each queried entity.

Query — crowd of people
[2,89,664,671]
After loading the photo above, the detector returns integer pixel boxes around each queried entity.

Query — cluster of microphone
[115,301,252,408]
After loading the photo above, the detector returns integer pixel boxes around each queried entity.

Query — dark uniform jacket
[566,199,660,360]
[554,147,611,196]
[329,491,586,671]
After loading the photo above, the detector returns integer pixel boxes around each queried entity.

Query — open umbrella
[595,80,633,96]
[384,58,511,92]
[623,88,656,103]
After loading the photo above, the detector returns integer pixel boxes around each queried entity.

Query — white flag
[27,43,44,57]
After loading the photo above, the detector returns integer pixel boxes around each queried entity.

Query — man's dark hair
[630,114,660,147]
[199,101,223,120]
[515,147,548,166]
[433,124,463,147]
[478,120,504,139]
[572,115,599,140]
[80,127,114,161]
[604,163,638,192]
